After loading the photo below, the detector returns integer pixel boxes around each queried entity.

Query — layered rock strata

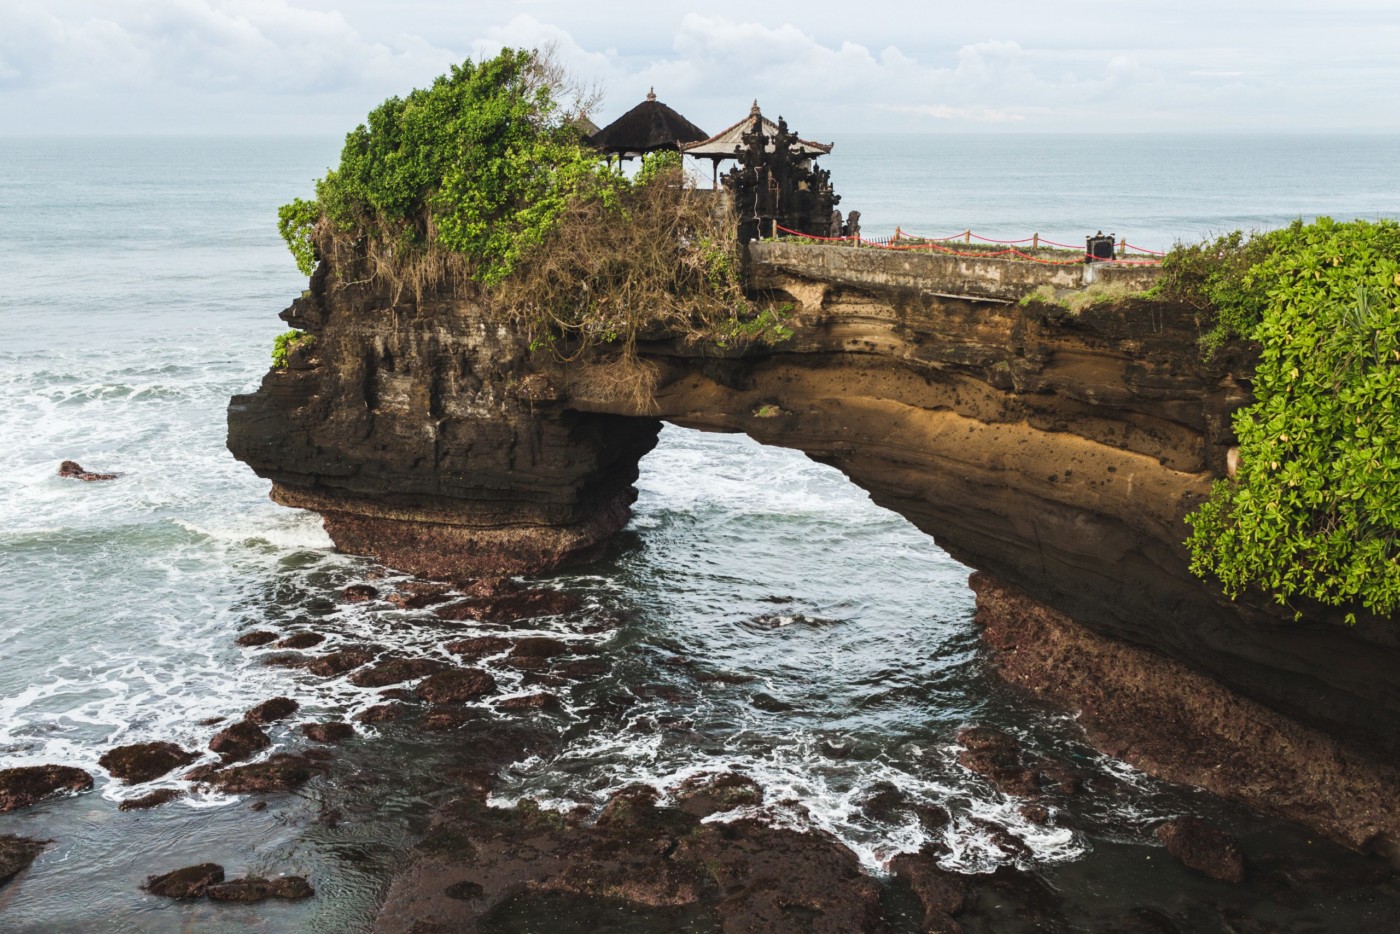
[229,240,1400,845]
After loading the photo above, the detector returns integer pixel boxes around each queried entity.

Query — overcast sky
[3,1,1398,136]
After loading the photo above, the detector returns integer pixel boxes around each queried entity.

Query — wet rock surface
[144,863,225,899]
[98,742,198,784]
[348,656,449,688]
[57,459,117,481]
[208,720,270,763]
[376,781,885,933]
[416,669,498,704]
[118,788,184,811]
[206,875,315,902]
[207,754,322,794]
[235,630,278,647]
[244,696,299,724]
[436,587,583,625]
[1,836,49,887]
[303,721,355,743]
[0,765,93,813]
[275,631,325,649]
[307,648,376,678]
[1156,816,1247,883]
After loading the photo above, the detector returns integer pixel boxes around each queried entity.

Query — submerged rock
[496,692,556,711]
[144,863,225,899]
[416,669,497,704]
[890,850,968,929]
[0,765,93,813]
[302,722,355,743]
[58,460,117,481]
[206,875,315,902]
[342,584,379,603]
[435,588,582,625]
[509,637,571,660]
[210,755,320,794]
[244,696,299,724]
[307,648,376,678]
[1156,816,1247,883]
[99,742,198,784]
[1,836,49,887]
[348,657,449,688]
[275,632,325,650]
[444,636,512,659]
[119,788,184,811]
[354,703,408,724]
[208,720,270,763]
[673,772,763,818]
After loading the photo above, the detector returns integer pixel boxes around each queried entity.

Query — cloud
[0,1,457,95]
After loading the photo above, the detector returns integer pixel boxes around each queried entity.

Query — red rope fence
[773,223,1165,266]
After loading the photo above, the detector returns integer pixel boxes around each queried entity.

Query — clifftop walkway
[749,237,1162,305]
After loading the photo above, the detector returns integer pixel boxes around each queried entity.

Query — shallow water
[3,135,1400,931]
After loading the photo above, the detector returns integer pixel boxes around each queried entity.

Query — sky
[2,1,1398,137]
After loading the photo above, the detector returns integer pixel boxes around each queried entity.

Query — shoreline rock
[0,765,93,813]
[99,742,198,784]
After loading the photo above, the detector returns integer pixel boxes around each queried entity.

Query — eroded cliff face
[229,241,1400,849]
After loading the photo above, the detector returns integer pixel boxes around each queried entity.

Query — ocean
[2,133,1399,931]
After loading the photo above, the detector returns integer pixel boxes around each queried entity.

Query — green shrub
[271,330,314,368]
[277,198,319,277]
[1183,218,1400,621]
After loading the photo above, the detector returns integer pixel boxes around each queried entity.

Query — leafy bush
[1183,218,1400,621]
[273,48,779,371]
[271,330,314,368]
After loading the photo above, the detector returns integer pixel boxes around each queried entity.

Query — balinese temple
[587,89,708,162]
[683,101,833,185]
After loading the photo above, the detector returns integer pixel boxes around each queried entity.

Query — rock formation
[228,239,1400,851]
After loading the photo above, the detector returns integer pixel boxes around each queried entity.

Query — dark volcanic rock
[416,669,498,704]
[890,850,968,926]
[421,708,474,731]
[58,460,117,481]
[444,636,512,659]
[436,589,583,625]
[209,720,270,763]
[354,703,407,724]
[275,631,325,649]
[1156,816,1247,883]
[206,875,315,902]
[119,788,184,811]
[307,648,376,678]
[348,656,449,688]
[302,721,355,743]
[210,755,319,794]
[260,651,312,669]
[342,584,379,603]
[673,772,763,818]
[99,742,198,784]
[144,863,225,899]
[1,836,49,887]
[0,765,93,813]
[388,582,453,609]
[235,630,278,647]
[497,692,555,711]
[244,696,299,724]
[509,636,571,659]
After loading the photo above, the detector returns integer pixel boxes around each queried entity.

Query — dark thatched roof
[588,89,708,156]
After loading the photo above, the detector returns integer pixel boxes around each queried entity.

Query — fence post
[1119,238,1127,257]
[1032,232,1039,251]
[964,229,971,244]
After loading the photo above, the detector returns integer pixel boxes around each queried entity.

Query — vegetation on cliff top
[1166,218,1400,622]
[276,48,783,375]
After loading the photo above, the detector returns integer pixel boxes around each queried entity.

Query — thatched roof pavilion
[588,89,708,159]
[683,101,832,183]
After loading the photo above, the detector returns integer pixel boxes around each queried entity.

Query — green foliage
[281,48,617,286]
[277,198,320,277]
[271,330,314,368]
[1184,218,1400,621]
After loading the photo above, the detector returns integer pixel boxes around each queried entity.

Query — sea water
[2,134,1399,931]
